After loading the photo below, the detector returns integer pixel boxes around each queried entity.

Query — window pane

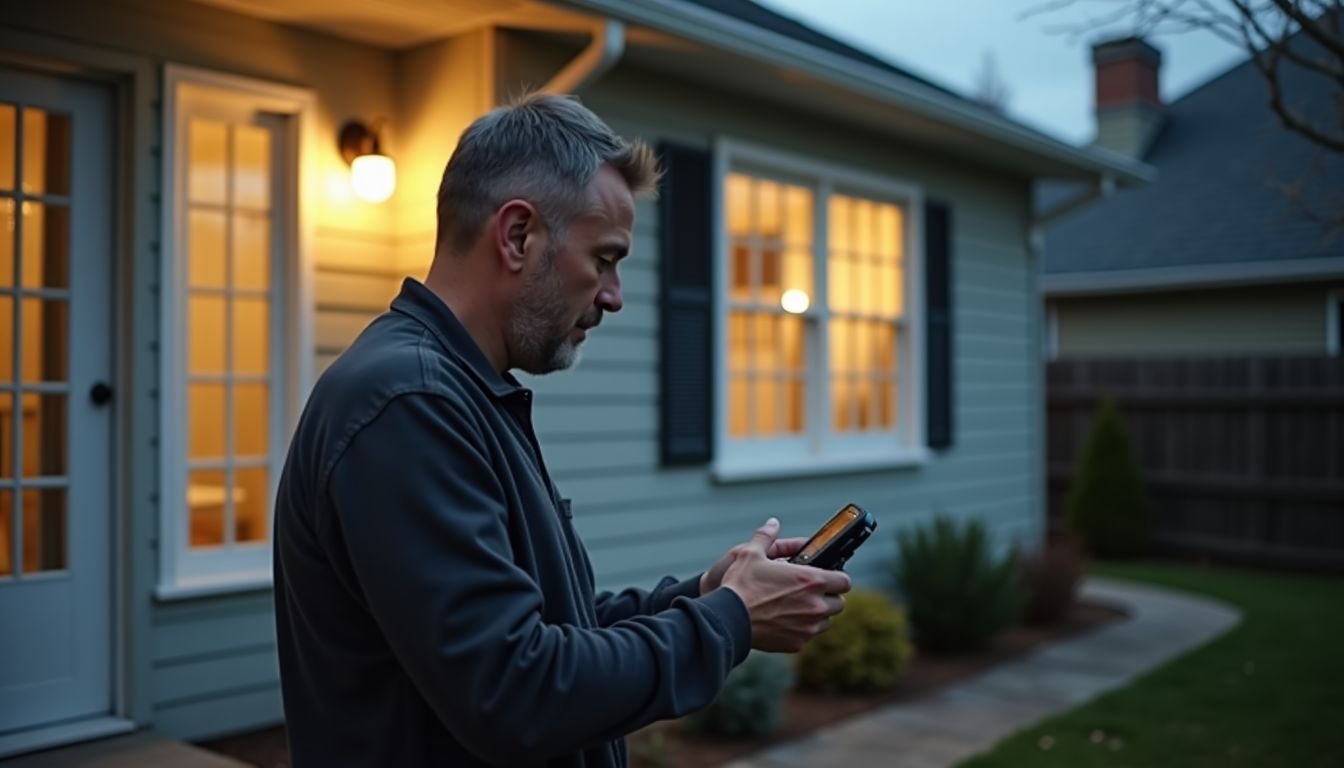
[728,375,749,438]
[728,311,750,373]
[829,317,853,374]
[1,199,12,287]
[753,313,778,371]
[880,376,896,429]
[21,488,65,573]
[22,109,70,196]
[20,298,67,383]
[780,314,805,372]
[0,393,11,479]
[876,322,896,374]
[726,173,752,236]
[828,195,850,252]
[757,180,781,239]
[188,294,226,374]
[0,489,10,576]
[828,252,853,312]
[856,254,874,315]
[854,320,871,376]
[21,392,66,478]
[234,125,271,211]
[233,213,270,292]
[855,377,874,430]
[234,383,269,457]
[0,104,13,191]
[784,185,812,247]
[783,248,813,307]
[234,466,269,543]
[187,468,227,548]
[832,376,850,433]
[854,199,874,258]
[753,376,778,436]
[760,245,781,306]
[188,209,226,288]
[189,119,228,206]
[189,383,226,460]
[234,298,270,375]
[731,244,751,303]
[0,296,10,383]
[21,203,70,289]
[786,376,805,433]
[878,204,902,263]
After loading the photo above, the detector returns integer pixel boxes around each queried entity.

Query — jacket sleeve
[325,392,751,765]
[593,576,705,627]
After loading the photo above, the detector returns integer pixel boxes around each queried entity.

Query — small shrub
[683,651,793,738]
[1067,398,1150,558]
[1019,536,1088,625]
[893,514,1025,654]
[795,589,914,694]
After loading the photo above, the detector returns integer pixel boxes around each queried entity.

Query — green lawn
[959,562,1344,768]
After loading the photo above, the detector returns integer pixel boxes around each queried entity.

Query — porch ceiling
[190,0,586,49]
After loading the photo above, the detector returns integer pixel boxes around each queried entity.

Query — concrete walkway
[728,577,1242,768]
[1,730,249,768]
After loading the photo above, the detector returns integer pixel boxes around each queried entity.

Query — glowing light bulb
[350,154,396,203]
[781,289,811,314]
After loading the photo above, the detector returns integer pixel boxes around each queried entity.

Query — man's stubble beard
[510,244,592,375]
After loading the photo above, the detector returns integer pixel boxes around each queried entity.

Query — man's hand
[713,518,851,653]
[700,529,808,594]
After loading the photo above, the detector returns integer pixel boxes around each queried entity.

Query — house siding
[499,42,1045,593]
[1051,282,1340,358]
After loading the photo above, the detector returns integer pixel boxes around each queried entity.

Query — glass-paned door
[0,67,114,746]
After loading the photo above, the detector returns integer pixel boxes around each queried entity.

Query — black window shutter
[658,142,714,465]
[925,199,954,450]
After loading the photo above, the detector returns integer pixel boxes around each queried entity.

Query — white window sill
[155,570,272,602]
[712,447,931,484]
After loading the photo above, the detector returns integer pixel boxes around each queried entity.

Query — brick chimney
[1091,37,1165,157]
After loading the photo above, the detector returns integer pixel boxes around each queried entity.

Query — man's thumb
[747,517,781,552]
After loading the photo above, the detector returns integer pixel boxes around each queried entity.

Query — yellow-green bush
[794,589,914,694]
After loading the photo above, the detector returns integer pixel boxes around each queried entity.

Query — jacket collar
[389,277,524,400]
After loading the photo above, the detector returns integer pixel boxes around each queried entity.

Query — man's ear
[495,199,540,274]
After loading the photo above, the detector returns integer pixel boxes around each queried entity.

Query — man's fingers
[766,537,808,560]
[822,594,845,617]
[744,517,781,554]
[818,569,853,594]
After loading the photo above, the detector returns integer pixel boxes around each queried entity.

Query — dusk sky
[754,0,1251,145]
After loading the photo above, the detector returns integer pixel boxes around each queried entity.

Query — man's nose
[597,272,623,313]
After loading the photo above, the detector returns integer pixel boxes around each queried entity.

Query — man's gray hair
[436,92,661,254]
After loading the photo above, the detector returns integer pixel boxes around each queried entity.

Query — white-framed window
[1329,289,1343,356]
[712,139,926,481]
[158,66,314,598]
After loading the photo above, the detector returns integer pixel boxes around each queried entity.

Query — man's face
[510,165,633,375]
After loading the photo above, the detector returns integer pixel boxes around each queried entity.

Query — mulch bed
[197,600,1124,768]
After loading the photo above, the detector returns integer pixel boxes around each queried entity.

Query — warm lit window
[160,68,311,595]
[719,146,922,476]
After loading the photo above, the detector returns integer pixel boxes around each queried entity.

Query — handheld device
[788,503,877,571]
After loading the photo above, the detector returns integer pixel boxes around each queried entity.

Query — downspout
[542,18,626,94]
[1032,174,1116,231]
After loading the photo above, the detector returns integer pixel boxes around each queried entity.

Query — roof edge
[551,0,1155,185]
[1043,257,1344,296]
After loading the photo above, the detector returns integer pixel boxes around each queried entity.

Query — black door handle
[89,381,113,406]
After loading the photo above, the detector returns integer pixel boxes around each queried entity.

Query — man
[273,92,850,768]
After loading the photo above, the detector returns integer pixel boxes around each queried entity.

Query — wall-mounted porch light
[338,119,396,204]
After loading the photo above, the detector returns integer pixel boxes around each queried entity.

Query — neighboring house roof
[1043,30,1344,295]
[558,0,1153,186]
[678,0,963,99]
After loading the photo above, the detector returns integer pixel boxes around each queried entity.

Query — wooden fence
[1046,356,1344,572]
